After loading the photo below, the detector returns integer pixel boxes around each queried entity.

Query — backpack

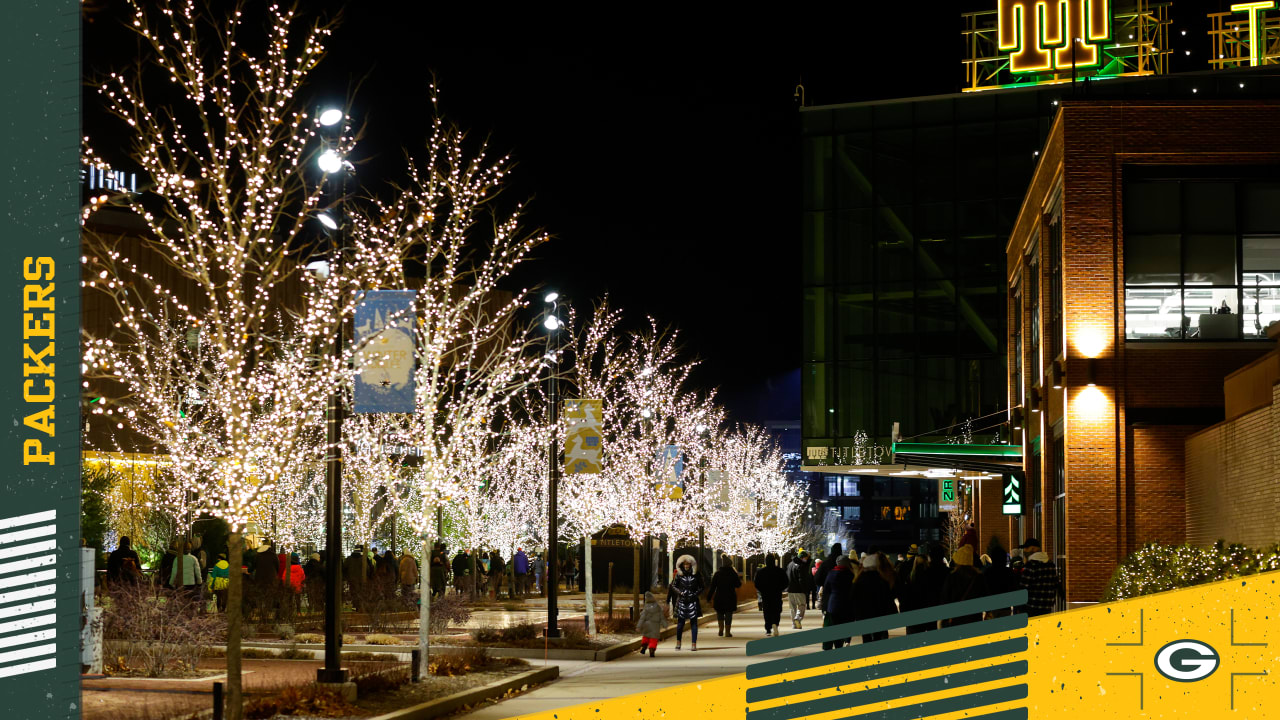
[121,557,141,581]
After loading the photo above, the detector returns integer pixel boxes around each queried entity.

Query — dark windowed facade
[1124,171,1280,341]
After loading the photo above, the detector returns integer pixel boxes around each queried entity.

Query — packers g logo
[1154,639,1220,682]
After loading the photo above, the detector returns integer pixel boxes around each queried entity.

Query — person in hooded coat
[107,536,142,584]
[667,554,705,650]
[853,553,898,643]
[813,543,843,597]
[706,554,742,637]
[635,590,668,657]
[982,540,1019,617]
[903,544,949,633]
[753,553,789,637]
[820,556,856,650]
[940,545,988,626]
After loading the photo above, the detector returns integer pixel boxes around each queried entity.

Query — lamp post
[544,293,562,638]
[316,107,348,686]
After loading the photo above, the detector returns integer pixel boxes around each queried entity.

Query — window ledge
[1124,339,1274,349]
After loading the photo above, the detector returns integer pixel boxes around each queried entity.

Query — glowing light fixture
[317,149,343,174]
[543,315,560,331]
[318,108,344,127]
[316,212,338,231]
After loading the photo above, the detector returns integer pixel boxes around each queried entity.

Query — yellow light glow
[1231,1,1277,66]
[998,0,1112,74]
[1072,385,1110,417]
[1072,326,1108,358]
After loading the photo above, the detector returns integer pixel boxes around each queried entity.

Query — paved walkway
[455,608,829,719]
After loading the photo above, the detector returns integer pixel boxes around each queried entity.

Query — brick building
[1003,100,1280,605]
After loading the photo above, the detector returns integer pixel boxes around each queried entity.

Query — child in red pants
[635,591,667,657]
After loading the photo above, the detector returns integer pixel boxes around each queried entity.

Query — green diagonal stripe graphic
[746,591,1027,656]
[746,661,1028,720]
[836,683,1028,720]
[745,614,1028,680]
[746,636,1028,703]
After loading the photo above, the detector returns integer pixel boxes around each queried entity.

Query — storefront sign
[999,0,1112,73]
[939,477,958,511]
[563,399,603,474]
[1003,473,1023,515]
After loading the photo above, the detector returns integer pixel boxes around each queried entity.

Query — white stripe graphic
[0,510,55,530]
[0,642,56,664]
[0,540,56,560]
[0,526,56,545]
[0,585,55,605]
[0,555,55,576]
[0,570,56,590]
[0,629,55,650]
[0,657,56,678]
[0,614,55,636]
[0,599,56,620]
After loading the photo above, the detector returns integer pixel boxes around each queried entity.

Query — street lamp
[544,291,562,638]
[316,106,349,687]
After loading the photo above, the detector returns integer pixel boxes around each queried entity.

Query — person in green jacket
[207,553,231,612]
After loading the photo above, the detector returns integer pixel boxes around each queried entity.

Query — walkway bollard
[411,649,421,682]
[607,562,614,620]
[212,681,223,720]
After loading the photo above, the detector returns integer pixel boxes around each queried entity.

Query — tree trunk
[712,550,718,575]
[226,532,244,720]
[470,553,478,599]
[584,535,595,635]
[631,542,639,619]
[417,535,430,680]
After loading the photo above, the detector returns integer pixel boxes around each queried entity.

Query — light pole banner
[657,445,684,499]
[0,1,82,716]
[353,290,416,414]
[563,399,603,474]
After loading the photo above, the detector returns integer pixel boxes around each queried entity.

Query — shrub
[430,647,490,676]
[429,592,474,634]
[364,633,403,646]
[295,632,324,644]
[560,624,586,645]
[1104,540,1280,601]
[470,626,501,643]
[500,622,538,643]
[243,685,360,720]
[101,583,225,677]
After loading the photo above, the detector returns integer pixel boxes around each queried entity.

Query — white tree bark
[417,531,431,681]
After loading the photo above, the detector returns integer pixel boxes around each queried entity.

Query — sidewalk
[454,607,825,719]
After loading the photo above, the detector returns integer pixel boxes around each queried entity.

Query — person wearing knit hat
[851,552,896,643]
[819,555,856,650]
[940,544,988,626]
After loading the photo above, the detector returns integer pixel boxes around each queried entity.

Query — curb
[366,665,559,720]
[598,599,756,659]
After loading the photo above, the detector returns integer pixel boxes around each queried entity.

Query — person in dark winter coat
[786,551,815,629]
[1019,539,1060,616]
[903,544,949,633]
[981,541,1020,617]
[820,556,856,650]
[451,550,470,594]
[813,543,843,596]
[488,550,506,600]
[706,555,742,637]
[635,591,668,657]
[107,536,142,584]
[753,554,789,637]
[940,545,988,626]
[428,543,448,599]
[666,555,705,650]
[159,540,180,589]
[853,553,898,643]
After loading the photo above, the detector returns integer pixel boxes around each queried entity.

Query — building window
[842,505,861,521]
[844,478,861,497]
[1028,238,1041,371]
[1047,208,1064,359]
[1052,433,1066,604]
[1124,179,1280,340]
[827,478,840,497]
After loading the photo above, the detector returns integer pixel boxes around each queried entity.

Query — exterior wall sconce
[1051,359,1064,389]
[1029,386,1043,413]
[1011,407,1024,430]
[1085,357,1098,387]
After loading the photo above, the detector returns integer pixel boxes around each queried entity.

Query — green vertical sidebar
[0,1,83,718]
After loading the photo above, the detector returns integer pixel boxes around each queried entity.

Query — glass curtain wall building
[800,68,1280,552]
[802,89,1043,459]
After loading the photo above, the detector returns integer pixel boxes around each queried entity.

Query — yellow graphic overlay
[998,0,1112,73]
[499,570,1280,718]
[563,399,603,474]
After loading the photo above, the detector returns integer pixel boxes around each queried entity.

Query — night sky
[83,1,1221,423]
